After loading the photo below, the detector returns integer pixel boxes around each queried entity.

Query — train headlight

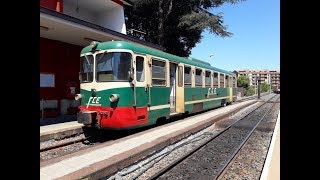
[75,94,82,101]
[109,94,120,102]
[90,41,99,50]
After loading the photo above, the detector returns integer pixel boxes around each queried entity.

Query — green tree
[260,82,271,93]
[125,0,244,57]
[237,75,250,89]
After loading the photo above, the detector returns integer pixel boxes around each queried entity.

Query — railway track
[152,95,279,180]
[150,95,279,180]
[215,95,280,180]
[105,94,279,180]
[40,93,271,162]
[40,134,89,152]
[219,99,280,179]
[235,92,270,103]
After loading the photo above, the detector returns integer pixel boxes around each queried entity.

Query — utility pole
[255,84,257,95]
[255,79,257,95]
[269,82,272,93]
[257,77,261,99]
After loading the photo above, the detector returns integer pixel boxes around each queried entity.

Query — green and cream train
[76,41,237,129]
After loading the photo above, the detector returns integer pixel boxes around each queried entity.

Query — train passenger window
[213,72,218,88]
[220,74,225,88]
[178,66,183,87]
[195,69,202,87]
[184,66,191,87]
[233,77,236,87]
[152,59,166,86]
[205,71,211,87]
[136,56,144,82]
[225,75,229,87]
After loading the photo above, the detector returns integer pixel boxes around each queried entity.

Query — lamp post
[209,54,214,64]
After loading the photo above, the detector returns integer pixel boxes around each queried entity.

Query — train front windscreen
[79,52,132,83]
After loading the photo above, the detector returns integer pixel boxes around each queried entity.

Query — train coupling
[77,111,97,125]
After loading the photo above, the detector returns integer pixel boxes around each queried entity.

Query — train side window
[225,75,229,87]
[220,74,225,88]
[178,66,183,87]
[233,76,236,87]
[213,72,219,88]
[184,66,191,87]
[195,68,202,87]
[152,59,166,86]
[205,71,211,87]
[136,56,144,82]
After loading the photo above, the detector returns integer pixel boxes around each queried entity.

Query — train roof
[81,41,236,76]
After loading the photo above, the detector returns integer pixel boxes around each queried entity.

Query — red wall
[40,37,81,101]
[40,0,63,12]
[111,0,124,6]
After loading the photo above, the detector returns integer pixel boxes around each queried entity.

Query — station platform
[40,114,77,126]
[40,121,84,141]
[40,99,258,179]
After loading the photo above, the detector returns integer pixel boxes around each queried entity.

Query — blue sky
[190,0,280,72]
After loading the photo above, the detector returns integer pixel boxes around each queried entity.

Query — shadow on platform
[40,114,77,126]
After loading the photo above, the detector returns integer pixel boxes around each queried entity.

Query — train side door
[176,63,185,113]
[133,54,147,107]
[169,62,177,113]
[132,54,149,123]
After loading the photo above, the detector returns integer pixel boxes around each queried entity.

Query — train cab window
[220,74,225,88]
[205,71,211,87]
[96,52,132,82]
[225,75,229,87]
[136,56,145,82]
[195,68,202,87]
[152,59,166,86]
[184,66,191,87]
[233,76,236,87]
[213,72,218,88]
[80,54,94,82]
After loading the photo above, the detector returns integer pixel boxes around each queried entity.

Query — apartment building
[234,69,280,88]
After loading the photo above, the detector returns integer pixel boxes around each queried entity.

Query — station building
[40,0,162,119]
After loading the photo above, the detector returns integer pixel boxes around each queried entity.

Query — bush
[244,86,255,96]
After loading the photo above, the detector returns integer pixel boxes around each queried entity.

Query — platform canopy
[40,7,164,50]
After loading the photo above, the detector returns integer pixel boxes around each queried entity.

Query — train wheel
[182,111,189,118]
[156,117,167,126]
[221,100,227,107]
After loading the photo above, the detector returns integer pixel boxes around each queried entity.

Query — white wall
[63,0,126,34]
[63,1,98,24]
[248,73,253,86]
[96,7,127,34]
